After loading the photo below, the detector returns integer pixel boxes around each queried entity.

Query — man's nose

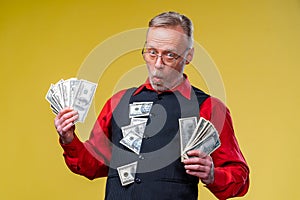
[155,55,164,69]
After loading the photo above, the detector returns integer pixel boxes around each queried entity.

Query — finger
[187,150,207,158]
[183,156,206,165]
[184,164,209,172]
[62,121,75,132]
[183,155,212,167]
[58,110,78,126]
[185,170,208,179]
[56,107,74,119]
[55,108,75,127]
[61,113,78,128]
[57,122,74,137]
[185,164,211,181]
[59,115,78,135]
[55,111,78,135]
[56,124,63,133]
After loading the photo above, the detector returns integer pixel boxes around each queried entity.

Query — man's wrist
[60,132,74,144]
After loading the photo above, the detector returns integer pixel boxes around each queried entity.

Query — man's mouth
[152,76,163,83]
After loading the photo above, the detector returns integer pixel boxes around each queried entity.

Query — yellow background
[1,0,299,199]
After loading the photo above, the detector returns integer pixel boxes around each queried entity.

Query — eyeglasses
[142,43,190,66]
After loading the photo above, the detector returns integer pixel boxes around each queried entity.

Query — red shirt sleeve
[60,89,127,180]
[200,97,250,200]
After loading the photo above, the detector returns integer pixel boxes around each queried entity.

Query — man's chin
[152,83,168,92]
[150,79,169,91]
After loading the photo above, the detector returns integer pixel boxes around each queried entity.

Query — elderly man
[55,11,249,200]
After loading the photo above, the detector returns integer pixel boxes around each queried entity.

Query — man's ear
[185,47,194,64]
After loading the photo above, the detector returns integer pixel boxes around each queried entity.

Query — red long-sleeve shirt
[60,77,249,200]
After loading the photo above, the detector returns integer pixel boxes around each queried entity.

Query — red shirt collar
[133,74,192,100]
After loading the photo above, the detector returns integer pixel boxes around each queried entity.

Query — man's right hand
[54,107,79,144]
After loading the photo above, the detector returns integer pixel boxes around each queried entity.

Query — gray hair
[148,11,194,47]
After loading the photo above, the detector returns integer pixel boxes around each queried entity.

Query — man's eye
[166,52,176,58]
[148,50,157,55]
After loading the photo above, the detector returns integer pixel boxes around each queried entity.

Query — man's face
[144,26,193,92]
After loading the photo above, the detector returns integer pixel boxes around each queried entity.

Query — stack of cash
[45,78,97,123]
[179,117,221,161]
[117,102,152,186]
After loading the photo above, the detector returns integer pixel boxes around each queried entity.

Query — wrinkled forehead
[146,26,189,50]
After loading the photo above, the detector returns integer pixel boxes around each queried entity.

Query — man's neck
[169,75,184,91]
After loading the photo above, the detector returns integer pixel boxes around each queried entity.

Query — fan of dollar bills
[179,117,221,161]
[45,78,97,123]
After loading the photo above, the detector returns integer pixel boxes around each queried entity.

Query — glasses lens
[142,51,176,66]
[143,52,155,62]
[162,55,176,65]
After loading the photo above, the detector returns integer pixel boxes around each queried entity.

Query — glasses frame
[141,42,190,66]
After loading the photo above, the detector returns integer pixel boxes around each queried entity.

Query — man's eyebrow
[145,45,178,53]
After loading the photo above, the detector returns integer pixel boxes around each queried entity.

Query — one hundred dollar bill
[121,122,147,138]
[50,104,59,115]
[187,129,221,156]
[120,132,143,155]
[45,84,61,112]
[69,78,80,107]
[184,118,211,151]
[117,161,138,186]
[184,118,205,146]
[130,117,148,125]
[178,117,197,161]
[129,102,153,118]
[58,79,71,108]
[72,80,97,122]
[51,80,64,110]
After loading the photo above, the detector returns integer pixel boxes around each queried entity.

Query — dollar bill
[129,102,153,118]
[184,123,209,152]
[185,118,206,145]
[45,84,61,112]
[57,82,66,107]
[186,129,221,156]
[59,78,74,107]
[117,161,138,186]
[178,117,197,161]
[121,122,147,138]
[184,118,211,151]
[120,132,143,155]
[72,80,97,122]
[69,78,80,107]
[51,80,64,110]
[130,117,148,125]
[50,104,59,115]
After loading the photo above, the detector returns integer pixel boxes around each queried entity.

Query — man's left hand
[183,150,214,185]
